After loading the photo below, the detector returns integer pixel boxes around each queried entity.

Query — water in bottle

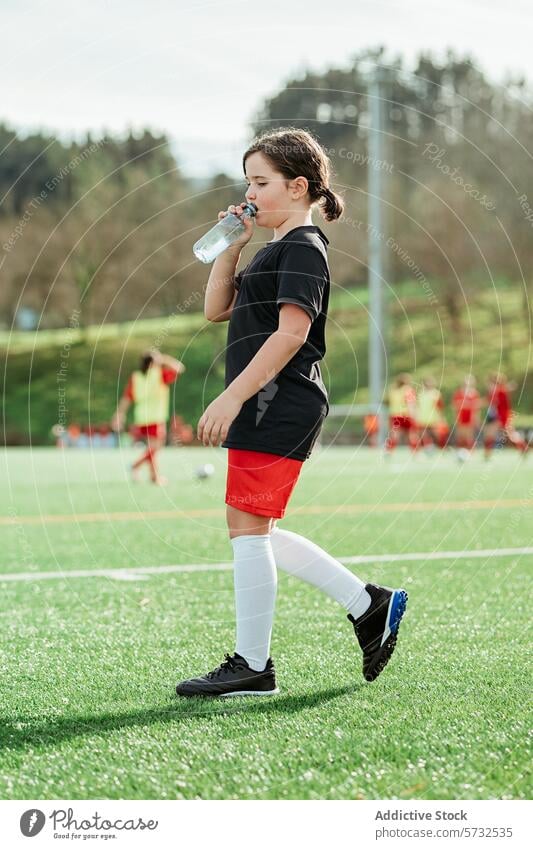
[193,203,257,263]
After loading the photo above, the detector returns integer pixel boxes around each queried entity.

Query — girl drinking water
[176,128,408,697]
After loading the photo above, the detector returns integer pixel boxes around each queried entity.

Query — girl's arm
[204,204,254,322]
[111,396,131,431]
[198,304,312,446]
[204,246,241,321]
[227,304,311,404]
[153,351,186,375]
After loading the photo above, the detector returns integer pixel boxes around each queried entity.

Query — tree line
[1,48,532,333]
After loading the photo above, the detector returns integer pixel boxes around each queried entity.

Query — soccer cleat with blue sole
[348,583,408,681]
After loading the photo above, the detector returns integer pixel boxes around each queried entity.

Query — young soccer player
[385,374,418,452]
[483,372,528,459]
[176,128,408,698]
[111,350,185,485]
[452,374,480,452]
[416,376,448,451]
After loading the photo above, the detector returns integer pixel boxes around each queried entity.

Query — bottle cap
[242,202,257,217]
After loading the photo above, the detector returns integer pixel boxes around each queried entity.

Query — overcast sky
[2,0,532,177]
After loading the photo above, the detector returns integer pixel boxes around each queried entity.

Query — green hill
[2,283,532,444]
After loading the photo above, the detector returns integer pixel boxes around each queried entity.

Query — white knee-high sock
[270,526,371,620]
[231,534,277,672]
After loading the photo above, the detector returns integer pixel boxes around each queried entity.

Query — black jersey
[221,225,330,461]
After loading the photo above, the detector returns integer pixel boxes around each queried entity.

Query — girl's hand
[197,390,243,446]
[217,203,255,250]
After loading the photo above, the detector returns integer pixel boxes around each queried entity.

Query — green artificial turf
[0,447,531,799]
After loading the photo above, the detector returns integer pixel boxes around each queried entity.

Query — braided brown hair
[243,127,344,222]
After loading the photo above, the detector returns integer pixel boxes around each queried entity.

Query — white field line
[2,547,533,583]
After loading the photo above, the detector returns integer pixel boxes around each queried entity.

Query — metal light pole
[367,64,388,446]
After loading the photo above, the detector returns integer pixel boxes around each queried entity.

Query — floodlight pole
[367,65,387,447]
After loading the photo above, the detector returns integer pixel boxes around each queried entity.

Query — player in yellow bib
[386,373,417,451]
[112,350,185,485]
[416,376,449,450]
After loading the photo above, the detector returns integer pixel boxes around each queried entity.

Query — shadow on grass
[0,682,361,753]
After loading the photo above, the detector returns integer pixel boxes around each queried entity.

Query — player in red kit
[483,372,528,459]
[452,375,481,453]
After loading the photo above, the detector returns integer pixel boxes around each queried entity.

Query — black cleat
[348,583,408,682]
[175,652,279,698]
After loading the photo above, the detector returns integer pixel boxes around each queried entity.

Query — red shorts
[225,449,303,519]
[390,415,414,432]
[457,411,475,426]
[130,423,166,441]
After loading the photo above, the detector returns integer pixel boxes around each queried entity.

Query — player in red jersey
[483,372,528,459]
[452,375,481,452]
[111,350,185,484]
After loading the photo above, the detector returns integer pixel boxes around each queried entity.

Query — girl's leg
[268,520,408,683]
[227,505,272,538]
[385,417,398,451]
[457,424,475,450]
[227,505,277,672]
[132,446,151,470]
[269,523,371,621]
[408,422,419,451]
[484,422,498,458]
[455,424,466,449]
[505,424,528,453]
[131,435,164,478]
[145,437,166,484]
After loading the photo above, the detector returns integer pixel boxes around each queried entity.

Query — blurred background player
[364,412,379,447]
[452,374,481,454]
[385,373,418,452]
[416,376,449,451]
[483,372,528,459]
[111,349,185,484]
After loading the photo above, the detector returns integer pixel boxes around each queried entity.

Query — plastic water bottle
[193,202,257,263]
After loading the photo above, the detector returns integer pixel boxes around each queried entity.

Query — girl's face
[244,151,308,228]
